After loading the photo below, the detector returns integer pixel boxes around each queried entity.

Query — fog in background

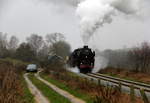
[0,0,150,50]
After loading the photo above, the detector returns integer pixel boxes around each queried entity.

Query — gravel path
[35,72,86,103]
[24,73,50,103]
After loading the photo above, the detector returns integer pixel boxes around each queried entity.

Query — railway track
[87,73,150,92]
[77,72,150,102]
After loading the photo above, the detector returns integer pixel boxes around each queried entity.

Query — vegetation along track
[80,72,150,102]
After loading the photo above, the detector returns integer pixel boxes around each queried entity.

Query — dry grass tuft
[0,64,23,103]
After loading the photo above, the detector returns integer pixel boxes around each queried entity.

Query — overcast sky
[0,0,150,50]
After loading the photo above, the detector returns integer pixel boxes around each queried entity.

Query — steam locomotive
[68,46,95,73]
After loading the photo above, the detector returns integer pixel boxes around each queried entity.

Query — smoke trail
[76,0,142,44]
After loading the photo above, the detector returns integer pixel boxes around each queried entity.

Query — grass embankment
[28,74,71,103]
[40,72,93,103]
[99,67,150,84]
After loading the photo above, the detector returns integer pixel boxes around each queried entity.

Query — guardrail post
[118,82,122,92]
[140,89,149,103]
[130,85,135,103]
[98,79,101,85]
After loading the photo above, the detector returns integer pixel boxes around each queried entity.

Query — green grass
[22,75,35,103]
[40,72,94,103]
[28,74,71,103]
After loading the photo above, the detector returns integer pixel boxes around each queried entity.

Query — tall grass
[0,59,33,103]
[0,64,23,103]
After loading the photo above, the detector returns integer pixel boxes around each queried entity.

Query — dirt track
[35,72,85,103]
[24,73,50,103]
[24,72,85,103]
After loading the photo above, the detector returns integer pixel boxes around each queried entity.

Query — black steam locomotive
[68,46,95,73]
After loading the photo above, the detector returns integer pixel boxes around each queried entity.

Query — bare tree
[38,41,49,59]
[0,32,8,49]
[49,41,71,59]
[129,42,150,72]
[15,43,36,62]
[46,33,65,45]
[129,47,141,72]
[8,35,19,50]
[46,33,71,59]
[0,32,9,58]
[27,34,44,55]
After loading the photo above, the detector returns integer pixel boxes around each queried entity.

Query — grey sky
[0,0,149,50]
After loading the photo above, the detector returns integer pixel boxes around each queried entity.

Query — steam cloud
[34,0,147,44]
[76,0,142,44]
[93,55,108,73]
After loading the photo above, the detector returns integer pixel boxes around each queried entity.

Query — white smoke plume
[93,55,108,73]
[76,0,143,44]
[32,0,148,44]
[90,48,108,73]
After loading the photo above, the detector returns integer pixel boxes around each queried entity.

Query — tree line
[101,42,150,73]
[0,32,71,65]
[1,32,150,73]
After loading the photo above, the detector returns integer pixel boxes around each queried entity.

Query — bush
[44,60,66,74]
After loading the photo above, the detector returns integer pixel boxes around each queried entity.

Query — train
[68,45,95,73]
